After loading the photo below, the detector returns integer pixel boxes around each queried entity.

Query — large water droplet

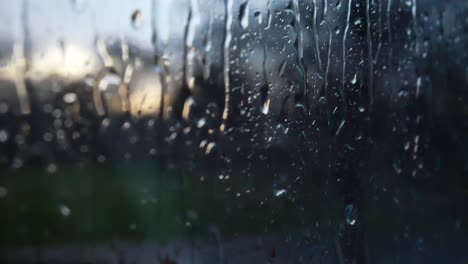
[239,1,249,30]
[254,11,262,24]
[259,84,270,115]
[95,72,122,116]
[99,73,121,92]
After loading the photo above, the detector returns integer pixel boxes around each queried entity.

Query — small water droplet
[59,204,71,217]
[261,97,270,115]
[47,163,57,174]
[404,141,410,151]
[345,204,356,225]
[336,120,346,136]
[318,96,327,105]
[0,130,9,143]
[274,189,286,197]
[197,118,207,128]
[335,26,341,35]
[259,84,270,115]
[12,158,23,169]
[336,1,342,9]
[0,101,9,114]
[63,92,77,104]
[101,118,111,128]
[131,9,144,29]
[205,142,216,155]
[97,155,106,163]
[351,73,357,84]
[416,237,424,251]
[122,121,131,130]
[0,186,8,198]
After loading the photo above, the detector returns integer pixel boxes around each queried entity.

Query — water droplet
[101,118,111,128]
[182,97,196,121]
[259,84,270,115]
[12,158,23,169]
[336,1,342,9]
[393,161,402,174]
[274,189,286,197]
[261,96,270,115]
[205,142,216,155]
[47,163,57,174]
[0,101,9,114]
[239,1,249,30]
[98,73,121,92]
[335,26,341,35]
[351,73,357,84]
[95,72,122,116]
[0,130,9,143]
[336,120,346,135]
[345,204,356,225]
[122,121,131,130]
[97,155,106,163]
[59,204,71,217]
[404,141,410,151]
[63,92,77,104]
[416,237,424,251]
[131,9,144,29]
[318,96,327,105]
[0,186,8,198]
[254,11,262,24]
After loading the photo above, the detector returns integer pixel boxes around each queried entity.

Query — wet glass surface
[0,0,466,263]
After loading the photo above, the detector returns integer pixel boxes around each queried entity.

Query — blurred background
[0,0,466,263]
